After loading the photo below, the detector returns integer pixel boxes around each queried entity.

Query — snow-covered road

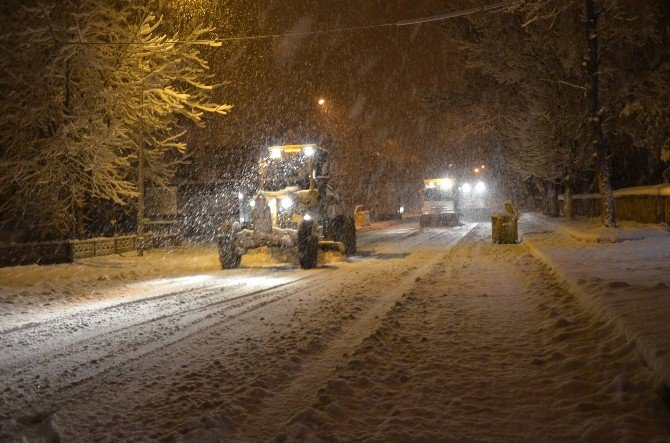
[1,222,669,441]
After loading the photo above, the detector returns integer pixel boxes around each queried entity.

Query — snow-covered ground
[0,244,345,330]
[281,224,669,441]
[522,213,670,390]
[0,220,669,441]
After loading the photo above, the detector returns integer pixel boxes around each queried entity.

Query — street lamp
[318,98,326,106]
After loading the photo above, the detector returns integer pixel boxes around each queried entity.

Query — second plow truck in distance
[420,177,460,227]
[218,144,356,270]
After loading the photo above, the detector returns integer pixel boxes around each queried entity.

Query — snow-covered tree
[436,4,585,217]
[513,0,670,224]
[0,1,230,240]
[430,0,667,224]
[608,2,670,181]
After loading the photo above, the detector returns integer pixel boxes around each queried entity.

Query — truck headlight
[303,145,315,157]
[475,181,486,193]
[280,197,293,210]
[462,183,472,193]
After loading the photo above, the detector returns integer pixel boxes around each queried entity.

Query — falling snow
[1,0,670,440]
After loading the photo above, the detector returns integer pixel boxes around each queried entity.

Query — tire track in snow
[0,223,475,438]
[232,223,477,441]
[277,224,670,441]
[0,270,293,368]
[0,270,327,417]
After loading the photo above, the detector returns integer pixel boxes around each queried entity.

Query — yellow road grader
[218,144,356,269]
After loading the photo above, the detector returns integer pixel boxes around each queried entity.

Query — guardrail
[0,234,152,267]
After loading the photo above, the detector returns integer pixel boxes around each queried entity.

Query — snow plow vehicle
[420,178,460,228]
[218,144,356,269]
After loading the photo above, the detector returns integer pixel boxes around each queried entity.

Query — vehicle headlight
[462,183,472,193]
[303,213,312,221]
[280,197,293,210]
[475,181,486,193]
[303,145,315,157]
[249,199,256,208]
[270,147,282,159]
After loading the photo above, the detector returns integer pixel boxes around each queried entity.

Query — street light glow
[318,98,326,106]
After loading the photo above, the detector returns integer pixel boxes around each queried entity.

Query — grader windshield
[261,144,321,192]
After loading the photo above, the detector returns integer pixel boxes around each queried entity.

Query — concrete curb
[522,236,670,389]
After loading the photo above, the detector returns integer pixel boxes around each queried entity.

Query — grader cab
[217,144,356,269]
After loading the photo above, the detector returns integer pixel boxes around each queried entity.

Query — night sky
[165,1,469,171]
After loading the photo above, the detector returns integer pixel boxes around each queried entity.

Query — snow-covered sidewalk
[521,214,670,388]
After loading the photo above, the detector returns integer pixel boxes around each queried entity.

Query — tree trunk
[547,182,560,218]
[564,141,576,219]
[564,181,573,219]
[585,0,616,227]
[535,179,546,213]
[75,203,85,238]
[137,142,145,256]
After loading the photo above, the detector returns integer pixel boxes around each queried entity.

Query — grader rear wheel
[298,220,319,269]
[328,215,356,255]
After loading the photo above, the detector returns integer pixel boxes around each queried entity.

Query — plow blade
[419,213,459,228]
[318,240,345,254]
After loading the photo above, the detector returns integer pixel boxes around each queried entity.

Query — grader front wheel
[217,223,241,269]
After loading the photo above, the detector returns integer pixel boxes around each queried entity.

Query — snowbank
[522,214,670,388]
[553,217,669,243]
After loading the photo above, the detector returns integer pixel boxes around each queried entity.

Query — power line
[7,2,510,46]
[397,1,510,26]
